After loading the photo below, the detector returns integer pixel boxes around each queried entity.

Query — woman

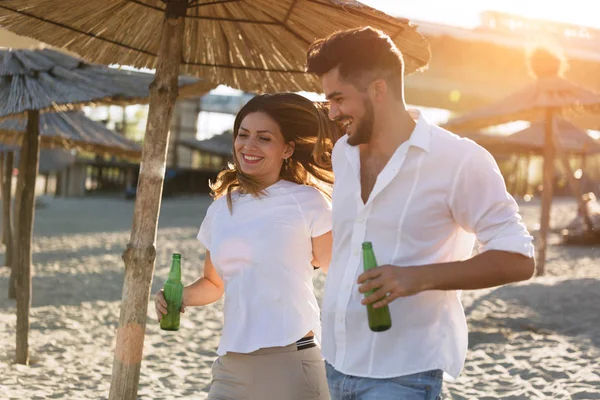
[155,93,340,400]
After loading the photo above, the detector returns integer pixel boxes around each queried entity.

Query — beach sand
[0,195,598,399]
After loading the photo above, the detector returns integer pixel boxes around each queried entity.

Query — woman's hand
[154,289,186,322]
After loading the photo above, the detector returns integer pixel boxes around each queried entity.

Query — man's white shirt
[321,110,534,380]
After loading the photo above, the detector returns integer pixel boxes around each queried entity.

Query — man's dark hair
[306,26,405,99]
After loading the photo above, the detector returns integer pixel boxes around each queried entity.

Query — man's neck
[362,105,415,159]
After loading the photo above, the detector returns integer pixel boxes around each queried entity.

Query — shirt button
[353,250,359,256]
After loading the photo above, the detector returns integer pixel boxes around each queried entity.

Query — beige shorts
[207,343,330,400]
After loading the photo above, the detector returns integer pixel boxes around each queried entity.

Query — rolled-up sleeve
[449,144,534,258]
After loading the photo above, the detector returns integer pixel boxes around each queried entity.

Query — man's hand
[357,251,535,309]
[357,265,426,308]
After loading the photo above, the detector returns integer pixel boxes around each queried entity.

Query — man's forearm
[420,250,535,292]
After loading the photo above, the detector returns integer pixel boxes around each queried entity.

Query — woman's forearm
[183,277,224,306]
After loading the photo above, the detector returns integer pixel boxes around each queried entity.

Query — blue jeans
[325,361,443,400]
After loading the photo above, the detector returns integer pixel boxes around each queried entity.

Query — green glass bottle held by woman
[362,242,392,332]
[160,253,183,331]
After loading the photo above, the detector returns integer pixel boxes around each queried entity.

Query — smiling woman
[210,92,341,211]
[154,92,342,399]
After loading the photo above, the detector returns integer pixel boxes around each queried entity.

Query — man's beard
[347,96,375,147]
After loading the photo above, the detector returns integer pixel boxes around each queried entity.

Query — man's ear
[368,78,387,103]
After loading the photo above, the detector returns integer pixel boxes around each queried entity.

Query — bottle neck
[362,248,378,269]
[168,259,181,281]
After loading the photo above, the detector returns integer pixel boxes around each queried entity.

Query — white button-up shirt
[321,110,534,380]
[198,180,332,355]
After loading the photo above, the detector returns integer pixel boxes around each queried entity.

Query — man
[306,27,535,399]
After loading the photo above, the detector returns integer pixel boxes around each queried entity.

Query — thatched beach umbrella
[0,47,204,366]
[0,111,142,159]
[464,117,600,156]
[0,1,430,91]
[444,48,600,275]
[0,112,141,297]
[0,2,431,398]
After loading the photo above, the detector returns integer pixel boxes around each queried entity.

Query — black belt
[296,336,317,351]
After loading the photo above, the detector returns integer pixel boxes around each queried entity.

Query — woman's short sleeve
[197,200,220,250]
[302,188,332,238]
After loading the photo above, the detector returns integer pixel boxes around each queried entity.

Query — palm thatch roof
[463,118,600,156]
[0,0,431,93]
[0,111,141,159]
[444,76,600,132]
[178,131,232,157]
[0,47,207,119]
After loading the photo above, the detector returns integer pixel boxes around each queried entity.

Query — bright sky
[362,0,596,29]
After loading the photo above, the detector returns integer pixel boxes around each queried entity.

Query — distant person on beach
[306,26,536,399]
[155,93,340,400]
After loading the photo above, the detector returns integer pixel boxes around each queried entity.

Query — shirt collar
[406,108,431,154]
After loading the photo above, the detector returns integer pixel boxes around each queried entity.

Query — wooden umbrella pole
[580,149,587,192]
[508,154,521,195]
[0,152,4,245]
[3,151,16,299]
[557,152,594,232]
[548,121,593,231]
[521,154,531,197]
[537,108,556,276]
[108,1,188,399]
[15,110,41,365]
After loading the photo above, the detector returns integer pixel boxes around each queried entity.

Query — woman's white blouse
[197,180,332,355]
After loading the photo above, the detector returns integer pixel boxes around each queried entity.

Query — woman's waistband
[230,336,317,356]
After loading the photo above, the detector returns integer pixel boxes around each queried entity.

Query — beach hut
[464,118,600,156]
[178,130,233,170]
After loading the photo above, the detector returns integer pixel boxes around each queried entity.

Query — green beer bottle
[362,242,392,332]
[160,253,183,331]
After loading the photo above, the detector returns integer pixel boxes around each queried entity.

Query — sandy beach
[0,195,598,399]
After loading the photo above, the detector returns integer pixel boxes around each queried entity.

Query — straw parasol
[0,1,430,92]
[0,47,204,367]
[444,48,600,275]
[0,2,431,397]
[464,117,600,156]
[0,48,202,118]
[0,111,142,159]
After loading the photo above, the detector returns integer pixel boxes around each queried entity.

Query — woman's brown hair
[210,92,342,211]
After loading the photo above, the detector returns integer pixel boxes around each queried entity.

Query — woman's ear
[284,141,296,159]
